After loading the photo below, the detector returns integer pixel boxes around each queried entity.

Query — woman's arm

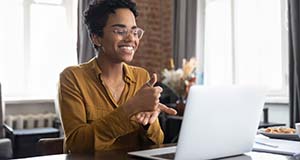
[58,69,140,153]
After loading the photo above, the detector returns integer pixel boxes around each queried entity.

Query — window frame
[196,0,289,104]
[1,0,77,100]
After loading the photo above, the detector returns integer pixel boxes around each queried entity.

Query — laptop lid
[128,85,266,160]
[175,85,266,159]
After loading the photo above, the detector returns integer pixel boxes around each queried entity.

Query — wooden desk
[13,144,297,160]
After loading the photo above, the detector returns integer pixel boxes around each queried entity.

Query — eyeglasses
[112,27,144,40]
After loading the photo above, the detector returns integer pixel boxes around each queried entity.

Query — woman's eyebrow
[111,24,126,28]
[111,24,137,29]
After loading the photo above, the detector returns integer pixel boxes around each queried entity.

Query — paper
[253,137,300,157]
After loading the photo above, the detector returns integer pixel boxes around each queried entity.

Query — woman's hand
[123,73,177,121]
[134,103,177,125]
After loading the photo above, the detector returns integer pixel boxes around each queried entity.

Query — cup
[295,123,300,138]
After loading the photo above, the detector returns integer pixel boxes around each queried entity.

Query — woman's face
[97,8,141,63]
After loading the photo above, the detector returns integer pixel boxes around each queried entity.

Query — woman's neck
[96,55,124,81]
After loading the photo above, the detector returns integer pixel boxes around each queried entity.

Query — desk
[13,144,297,160]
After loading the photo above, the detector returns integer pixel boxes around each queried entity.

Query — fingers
[149,110,160,124]
[158,103,177,115]
[136,112,145,124]
[143,113,151,125]
[144,73,157,88]
[136,112,151,125]
[134,111,160,125]
[136,112,142,119]
[148,73,157,87]
[134,104,176,126]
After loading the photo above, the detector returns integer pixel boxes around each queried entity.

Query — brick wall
[130,0,174,80]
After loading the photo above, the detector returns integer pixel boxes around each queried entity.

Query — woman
[58,0,177,153]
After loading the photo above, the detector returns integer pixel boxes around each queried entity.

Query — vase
[175,97,186,116]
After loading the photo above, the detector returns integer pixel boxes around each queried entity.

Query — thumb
[145,73,157,87]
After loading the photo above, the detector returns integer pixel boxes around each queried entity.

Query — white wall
[265,103,290,126]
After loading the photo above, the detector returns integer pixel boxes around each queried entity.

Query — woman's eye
[116,30,127,35]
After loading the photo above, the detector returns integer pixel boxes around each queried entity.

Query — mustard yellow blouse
[58,58,164,153]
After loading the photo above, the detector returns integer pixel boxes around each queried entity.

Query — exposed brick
[130,0,174,80]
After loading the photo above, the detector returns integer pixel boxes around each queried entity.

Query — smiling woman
[58,0,177,153]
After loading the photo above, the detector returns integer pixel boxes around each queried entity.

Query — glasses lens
[136,28,144,39]
[113,28,127,36]
[113,27,144,39]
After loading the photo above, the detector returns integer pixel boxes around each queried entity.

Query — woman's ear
[91,34,102,47]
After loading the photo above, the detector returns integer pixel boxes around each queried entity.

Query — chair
[37,92,65,156]
[36,137,64,155]
[36,87,65,156]
[0,82,13,159]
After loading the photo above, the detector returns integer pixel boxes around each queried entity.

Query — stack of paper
[253,137,300,157]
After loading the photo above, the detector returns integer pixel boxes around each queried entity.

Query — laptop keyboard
[153,152,175,160]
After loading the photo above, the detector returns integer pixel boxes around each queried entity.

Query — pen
[255,141,279,148]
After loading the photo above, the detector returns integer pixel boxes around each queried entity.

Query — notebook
[128,85,266,160]
[253,137,300,157]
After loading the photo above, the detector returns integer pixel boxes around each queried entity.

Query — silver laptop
[128,85,266,160]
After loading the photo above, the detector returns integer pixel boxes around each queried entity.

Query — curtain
[173,0,198,68]
[288,0,300,128]
[77,0,96,64]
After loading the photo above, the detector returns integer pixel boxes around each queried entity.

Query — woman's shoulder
[60,65,81,76]
[60,59,96,77]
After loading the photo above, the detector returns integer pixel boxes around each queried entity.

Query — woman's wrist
[121,99,137,118]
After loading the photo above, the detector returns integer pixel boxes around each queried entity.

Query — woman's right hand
[124,73,177,122]
[124,73,162,116]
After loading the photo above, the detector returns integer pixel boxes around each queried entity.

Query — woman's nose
[124,32,135,41]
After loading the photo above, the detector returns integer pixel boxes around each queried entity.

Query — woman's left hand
[133,103,177,125]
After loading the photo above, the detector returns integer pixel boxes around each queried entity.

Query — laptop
[128,85,266,160]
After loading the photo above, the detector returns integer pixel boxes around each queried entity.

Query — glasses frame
[112,27,145,40]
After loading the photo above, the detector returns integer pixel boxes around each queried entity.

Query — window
[201,0,288,102]
[0,0,78,99]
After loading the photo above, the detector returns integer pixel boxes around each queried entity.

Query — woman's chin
[123,57,134,63]
[121,53,134,63]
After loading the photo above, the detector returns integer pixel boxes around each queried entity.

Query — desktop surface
[13,143,298,160]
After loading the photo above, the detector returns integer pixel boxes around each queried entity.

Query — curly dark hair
[84,0,138,37]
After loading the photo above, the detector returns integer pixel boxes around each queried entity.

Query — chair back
[36,137,64,155]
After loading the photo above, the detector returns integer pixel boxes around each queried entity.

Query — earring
[99,44,105,53]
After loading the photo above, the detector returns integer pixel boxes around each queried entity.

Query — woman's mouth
[119,45,134,54]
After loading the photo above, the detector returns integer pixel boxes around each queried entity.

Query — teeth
[120,46,133,50]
